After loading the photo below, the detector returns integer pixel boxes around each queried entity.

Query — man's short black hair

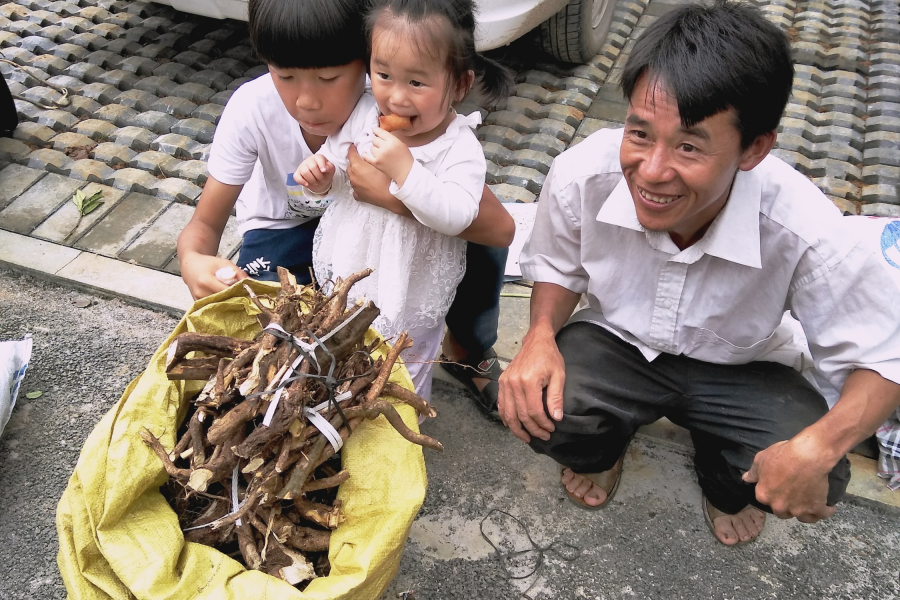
[621,0,794,148]
[248,0,367,69]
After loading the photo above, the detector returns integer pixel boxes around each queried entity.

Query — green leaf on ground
[25,391,42,399]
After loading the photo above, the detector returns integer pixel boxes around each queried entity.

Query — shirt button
[660,299,672,309]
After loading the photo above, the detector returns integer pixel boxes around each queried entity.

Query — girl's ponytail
[474,53,514,108]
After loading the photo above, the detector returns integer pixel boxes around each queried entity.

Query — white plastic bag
[0,334,32,438]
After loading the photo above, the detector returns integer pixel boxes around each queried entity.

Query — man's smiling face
[619,74,773,249]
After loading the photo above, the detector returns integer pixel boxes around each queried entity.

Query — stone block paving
[0,0,898,277]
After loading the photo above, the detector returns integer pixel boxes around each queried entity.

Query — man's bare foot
[560,456,624,509]
[704,499,766,545]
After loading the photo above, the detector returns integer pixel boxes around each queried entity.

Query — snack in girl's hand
[378,113,412,132]
[215,267,239,285]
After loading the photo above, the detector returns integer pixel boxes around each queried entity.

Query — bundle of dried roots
[141,267,441,588]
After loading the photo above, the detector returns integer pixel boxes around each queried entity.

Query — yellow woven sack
[56,280,427,600]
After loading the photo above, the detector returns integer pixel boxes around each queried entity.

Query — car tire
[540,0,619,64]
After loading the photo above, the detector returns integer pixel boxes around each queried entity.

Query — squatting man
[498,0,900,545]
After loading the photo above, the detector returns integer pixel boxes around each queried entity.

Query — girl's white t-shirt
[207,73,316,237]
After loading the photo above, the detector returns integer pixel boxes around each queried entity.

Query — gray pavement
[1,0,900,597]
[1,268,899,600]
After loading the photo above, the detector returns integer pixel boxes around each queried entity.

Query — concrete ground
[1,268,899,600]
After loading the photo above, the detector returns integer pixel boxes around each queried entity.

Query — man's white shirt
[520,128,900,405]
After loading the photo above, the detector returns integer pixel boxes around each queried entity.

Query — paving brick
[90,22,126,40]
[49,131,96,154]
[151,95,198,119]
[14,99,42,122]
[170,117,215,144]
[114,88,158,111]
[860,203,900,217]
[539,104,585,128]
[0,138,33,165]
[19,34,57,54]
[117,55,158,76]
[64,95,102,118]
[91,141,135,165]
[862,164,900,186]
[811,176,861,201]
[104,38,142,56]
[93,103,137,126]
[61,15,96,32]
[48,1,81,17]
[173,159,207,185]
[243,64,267,79]
[125,112,176,137]
[26,9,61,26]
[510,149,554,175]
[25,147,74,174]
[85,48,119,68]
[499,165,545,195]
[141,15,174,32]
[130,150,179,173]
[209,90,233,106]
[151,177,202,204]
[480,141,513,165]
[78,6,112,23]
[13,120,56,145]
[518,133,566,156]
[74,190,168,255]
[118,200,191,266]
[46,73,84,93]
[29,53,71,77]
[95,68,139,90]
[489,183,536,204]
[0,171,81,233]
[0,31,22,48]
[172,50,210,71]
[79,80,119,103]
[0,163,45,210]
[0,4,31,20]
[205,57,247,79]
[104,166,159,194]
[152,61,196,84]
[67,32,107,50]
[170,82,215,104]
[67,158,115,183]
[532,118,576,143]
[36,108,79,131]
[155,32,188,51]
[134,42,176,60]
[112,125,155,151]
[188,69,231,93]
[187,38,217,55]
[502,96,541,119]
[192,143,211,161]
[134,75,178,97]
[191,103,224,124]
[109,12,142,29]
[63,61,104,83]
[861,184,900,205]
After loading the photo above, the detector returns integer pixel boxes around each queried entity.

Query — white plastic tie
[303,407,343,453]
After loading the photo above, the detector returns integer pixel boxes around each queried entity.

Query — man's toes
[582,483,608,506]
[731,517,753,542]
[712,517,740,545]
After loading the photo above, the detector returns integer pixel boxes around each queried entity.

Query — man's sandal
[440,348,503,420]
[701,495,760,547]
[560,454,625,511]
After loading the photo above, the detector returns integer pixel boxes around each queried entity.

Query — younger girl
[294,0,513,398]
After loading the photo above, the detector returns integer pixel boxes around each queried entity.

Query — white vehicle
[150,0,619,63]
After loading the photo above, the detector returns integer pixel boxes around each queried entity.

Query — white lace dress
[313,102,485,397]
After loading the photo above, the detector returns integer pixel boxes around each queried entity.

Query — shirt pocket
[689,327,777,364]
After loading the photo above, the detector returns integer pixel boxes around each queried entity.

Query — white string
[303,407,344,452]
[259,304,369,427]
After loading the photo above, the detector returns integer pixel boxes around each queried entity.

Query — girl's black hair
[248,0,368,69]
[621,0,794,149]
[365,0,514,107]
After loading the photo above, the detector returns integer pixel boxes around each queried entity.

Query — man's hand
[742,434,836,523]
[180,251,248,300]
[294,154,335,194]
[363,128,414,186]
[498,325,567,443]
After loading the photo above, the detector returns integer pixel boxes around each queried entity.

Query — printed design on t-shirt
[241,256,271,276]
[284,172,332,219]
[882,221,900,270]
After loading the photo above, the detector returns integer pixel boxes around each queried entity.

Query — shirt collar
[596,168,762,268]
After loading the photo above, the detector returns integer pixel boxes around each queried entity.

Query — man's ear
[738,130,777,172]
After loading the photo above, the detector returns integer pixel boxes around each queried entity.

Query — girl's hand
[294,155,335,194]
[347,145,414,217]
[364,127,414,186]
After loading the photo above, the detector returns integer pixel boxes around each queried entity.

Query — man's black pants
[530,322,851,514]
